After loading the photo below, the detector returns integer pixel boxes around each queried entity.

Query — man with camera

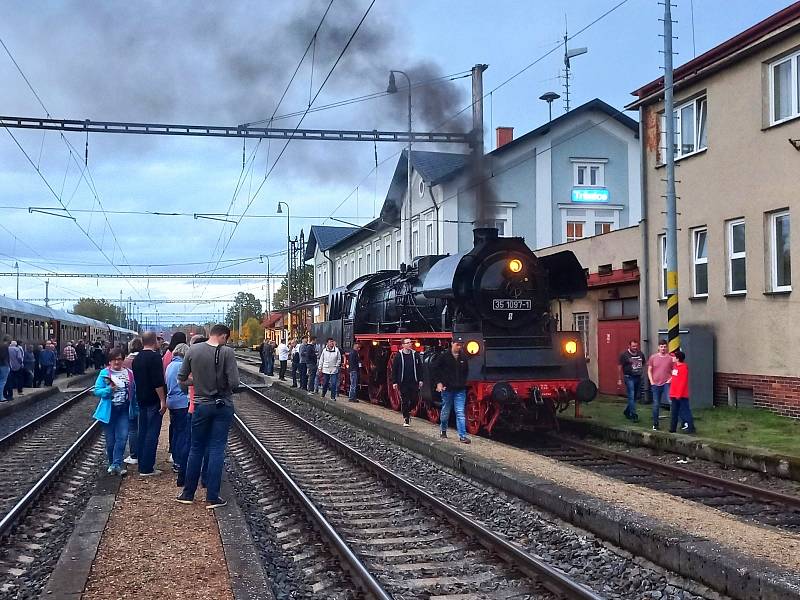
[175,324,240,509]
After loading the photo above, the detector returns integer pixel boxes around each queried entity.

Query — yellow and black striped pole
[663,1,680,353]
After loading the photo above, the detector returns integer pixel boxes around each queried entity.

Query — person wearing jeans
[132,333,167,476]
[347,341,362,402]
[433,339,471,443]
[0,336,10,403]
[39,343,57,387]
[647,340,673,430]
[165,344,191,474]
[618,340,645,422]
[94,348,134,475]
[176,324,240,508]
[318,339,341,401]
[391,339,423,426]
[306,337,318,393]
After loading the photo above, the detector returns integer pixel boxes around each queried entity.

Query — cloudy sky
[0,0,790,327]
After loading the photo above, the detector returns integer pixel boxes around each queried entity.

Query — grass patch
[567,394,800,457]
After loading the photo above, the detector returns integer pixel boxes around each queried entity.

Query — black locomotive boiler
[312,227,597,435]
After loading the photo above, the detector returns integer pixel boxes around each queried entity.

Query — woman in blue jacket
[94,348,136,475]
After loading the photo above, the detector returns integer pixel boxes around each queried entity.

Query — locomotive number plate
[492,299,531,311]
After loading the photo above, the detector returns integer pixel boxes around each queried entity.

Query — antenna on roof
[563,17,588,112]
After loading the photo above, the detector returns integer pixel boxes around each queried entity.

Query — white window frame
[559,205,620,243]
[487,203,516,237]
[384,234,392,269]
[572,159,606,187]
[727,219,746,295]
[336,261,341,286]
[659,95,708,163]
[770,210,792,292]
[411,217,420,258]
[394,230,402,267]
[692,227,708,297]
[366,249,372,274]
[573,312,590,358]
[659,234,668,300]
[565,221,585,242]
[769,49,800,126]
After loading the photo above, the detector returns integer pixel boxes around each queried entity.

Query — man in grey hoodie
[175,324,240,509]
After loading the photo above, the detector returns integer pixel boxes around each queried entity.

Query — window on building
[411,218,420,258]
[595,222,612,235]
[350,257,355,279]
[727,219,746,294]
[366,252,372,274]
[770,50,800,124]
[426,223,434,254]
[566,221,584,242]
[602,298,639,318]
[692,228,708,296]
[574,162,605,187]
[573,312,589,358]
[659,234,667,299]
[660,95,708,162]
[385,235,392,269]
[396,238,402,266]
[375,247,381,270]
[336,263,341,286]
[770,210,791,291]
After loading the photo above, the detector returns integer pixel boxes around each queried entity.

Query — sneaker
[681,423,689,431]
[206,497,227,509]
[123,456,138,465]
[652,426,659,431]
[107,466,114,474]
[168,454,174,464]
[459,437,471,444]
[631,413,640,423]
[440,431,447,439]
[172,464,181,473]
[175,493,194,505]
[114,466,128,476]
[139,469,163,477]
[403,419,410,427]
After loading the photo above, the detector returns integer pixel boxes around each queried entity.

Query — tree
[74,298,130,326]
[225,292,263,330]
[272,264,314,311]
[243,317,264,346]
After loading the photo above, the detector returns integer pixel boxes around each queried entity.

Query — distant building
[627,3,800,417]
[306,97,641,299]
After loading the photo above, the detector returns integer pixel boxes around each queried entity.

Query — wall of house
[641,32,800,415]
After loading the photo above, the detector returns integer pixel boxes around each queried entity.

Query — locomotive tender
[313,227,597,435]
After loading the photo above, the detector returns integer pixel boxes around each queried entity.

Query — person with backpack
[348,341,363,403]
[319,338,342,401]
[391,338,423,426]
[94,348,136,476]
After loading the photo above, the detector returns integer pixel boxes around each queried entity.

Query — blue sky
[0,0,792,326]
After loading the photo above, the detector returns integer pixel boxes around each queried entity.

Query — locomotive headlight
[508,258,523,273]
[466,340,481,355]
[564,340,578,355]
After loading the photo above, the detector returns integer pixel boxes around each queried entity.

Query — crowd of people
[0,336,114,402]
[92,325,239,509]
[257,335,474,443]
[618,338,696,433]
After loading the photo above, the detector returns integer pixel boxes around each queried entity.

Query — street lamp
[277,201,291,333]
[539,91,560,123]
[387,70,412,264]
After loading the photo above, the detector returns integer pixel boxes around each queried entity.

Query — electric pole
[44,279,49,307]
[663,0,680,352]
[14,262,19,299]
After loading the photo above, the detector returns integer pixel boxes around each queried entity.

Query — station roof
[304,225,359,261]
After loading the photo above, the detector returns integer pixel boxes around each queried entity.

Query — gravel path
[244,379,725,600]
[82,416,234,600]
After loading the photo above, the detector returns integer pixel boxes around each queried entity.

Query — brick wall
[714,372,800,419]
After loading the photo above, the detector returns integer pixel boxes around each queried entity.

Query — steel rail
[0,419,101,539]
[551,435,800,511]
[240,383,605,600]
[232,414,392,600]
[0,386,94,450]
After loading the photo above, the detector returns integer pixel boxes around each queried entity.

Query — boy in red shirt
[668,350,695,433]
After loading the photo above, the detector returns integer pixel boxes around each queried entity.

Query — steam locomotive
[312,227,597,435]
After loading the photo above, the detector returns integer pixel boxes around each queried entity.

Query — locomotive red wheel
[367,346,388,405]
[408,391,423,417]
[465,390,484,436]
[385,352,401,411]
[426,401,440,424]
[340,368,350,397]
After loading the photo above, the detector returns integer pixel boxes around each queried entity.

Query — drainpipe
[638,106,652,357]
[428,185,441,254]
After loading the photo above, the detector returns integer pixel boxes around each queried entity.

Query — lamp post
[539,91,560,123]
[277,201,291,332]
[387,70,412,264]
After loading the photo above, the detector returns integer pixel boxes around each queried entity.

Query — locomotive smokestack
[473,227,499,246]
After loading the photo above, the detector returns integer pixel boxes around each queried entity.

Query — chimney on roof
[495,126,514,149]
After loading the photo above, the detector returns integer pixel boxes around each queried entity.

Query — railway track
[233,384,604,600]
[0,386,104,597]
[535,435,800,531]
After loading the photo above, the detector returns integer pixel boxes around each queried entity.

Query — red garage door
[597,319,640,396]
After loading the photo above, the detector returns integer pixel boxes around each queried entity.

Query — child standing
[668,350,695,434]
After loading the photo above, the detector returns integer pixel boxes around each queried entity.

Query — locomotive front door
[597,319,640,396]
[342,319,354,348]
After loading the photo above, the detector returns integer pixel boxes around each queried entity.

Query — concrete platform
[0,370,97,418]
[558,413,800,481]
[237,361,800,600]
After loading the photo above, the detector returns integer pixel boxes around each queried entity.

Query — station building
[627,3,800,417]
[305,97,641,301]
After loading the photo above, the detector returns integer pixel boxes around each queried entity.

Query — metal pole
[119,290,123,326]
[44,279,49,307]
[14,262,19,299]
[267,255,271,313]
[663,0,680,353]
[406,76,412,264]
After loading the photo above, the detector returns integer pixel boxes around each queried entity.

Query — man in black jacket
[433,338,470,443]
[347,341,362,402]
[391,338,423,426]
